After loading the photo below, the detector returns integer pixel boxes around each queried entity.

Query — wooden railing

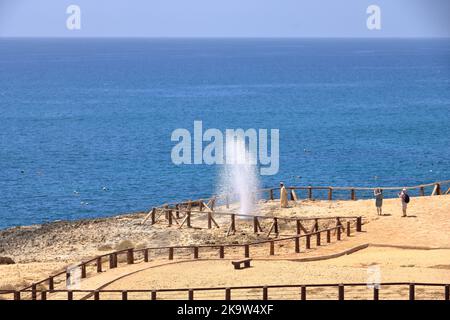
[15,216,362,299]
[10,179,448,300]
[144,204,362,234]
[2,282,449,300]
[142,180,449,228]
[152,180,450,213]
[279,179,450,201]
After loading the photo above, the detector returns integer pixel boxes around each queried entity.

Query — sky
[0,0,449,37]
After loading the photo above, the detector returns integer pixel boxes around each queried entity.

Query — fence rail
[11,179,448,300]
[17,216,362,298]
[142,180,449,229]
[2,282,449,300]
[153,179,450,209]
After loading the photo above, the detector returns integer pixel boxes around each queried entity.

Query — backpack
[403,193,410,203]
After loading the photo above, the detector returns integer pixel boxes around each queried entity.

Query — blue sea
[0,38,449,229]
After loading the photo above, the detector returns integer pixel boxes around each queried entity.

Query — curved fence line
[3,282,449,300]
[11,179,448,300]
[17,216,362,298]
[156,179,450,208]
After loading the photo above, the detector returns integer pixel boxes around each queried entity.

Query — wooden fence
[2,282,449,300]
[150,180,450,216]
[9,179,448,301]
[144,204,362,235]
[15,216,362,300]
[142,180,449,229]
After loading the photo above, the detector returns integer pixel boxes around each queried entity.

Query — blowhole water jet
[217,137,260,215]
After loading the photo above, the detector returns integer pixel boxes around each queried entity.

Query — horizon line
[1,35,449,40]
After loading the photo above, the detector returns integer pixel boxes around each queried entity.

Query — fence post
[356,217,362,232]
[346,221,351,237]
[274,218,278,235]
[207,212,212,229]
[41,291,47,300]
[186,201,192,228]
[328,187,333,200]
[109,254,114,269]
[263,286,268,300]
[151,290,157,300]
[269,189,274,201]
[168,209,173,226]
[296,220,301,235]
[151,208,156,224]
[127,248,134,264]
[14,291,20,300]
[225,288,231,300]
[144,249,149,262]
[96,257,102,273]
[373,287,379,300]
[68,291,73,300]
[316,232,321,246]
[94,290,100,300]
[253,217,258,233]
[219,246,225,258]
[419,186,425,196]
[81,264,87,279]
[300,286,306,300]
[31,284,37,300]
[306,235,311,249]
[169,247,174,260]
[175,204,180,219]
[244,244,250,258]
[351,189,356,200]
[337,227,341,241]
[338,284,344,300]
[188,289,194,300]
[122,291,128,301]
[194,247,199,259]
[409,283,415,300]
[49,277,54,290]
[326,229,331,243]
[295,236,300,253]
[231,214,236,233]
[270,241,275,255]
[308,186,312,200]
[436,183,441,195]
[445,285,450,300]
[314,219,319,232]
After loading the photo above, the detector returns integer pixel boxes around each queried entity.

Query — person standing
[374,188,383,215]
[398,188,410,217]
[280,182,288,208]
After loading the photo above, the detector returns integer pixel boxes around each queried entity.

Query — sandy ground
[1,194,449,297]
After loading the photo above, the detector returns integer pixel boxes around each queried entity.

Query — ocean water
[0,38,449,229]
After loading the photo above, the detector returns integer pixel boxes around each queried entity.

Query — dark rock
[0,256,15,265]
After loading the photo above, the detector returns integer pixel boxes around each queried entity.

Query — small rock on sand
[0,256,15,265]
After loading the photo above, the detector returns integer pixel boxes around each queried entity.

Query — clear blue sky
[0,0,449,37]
